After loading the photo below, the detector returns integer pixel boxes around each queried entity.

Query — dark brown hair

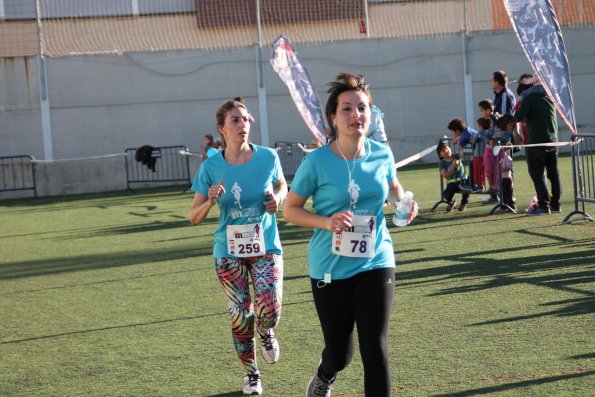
[478,99,494,112]
[447,117,466,132]
[476,116,493,131]
[516,73,534,95]
[492,70,508,87]
[495,114,516,131]
[215,99,248,149]
[325,73,372,139]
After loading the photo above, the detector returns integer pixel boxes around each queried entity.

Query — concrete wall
[33,156,128,196]
[0,153,202,199]
[1,28,594,197]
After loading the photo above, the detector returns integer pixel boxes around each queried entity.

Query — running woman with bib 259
[188,98,287,396]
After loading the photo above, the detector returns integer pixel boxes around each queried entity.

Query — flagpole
[462,0,474,130]
[35,0,54,161]
[255,0,270,147]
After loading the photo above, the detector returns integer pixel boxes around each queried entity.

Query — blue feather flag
[504,0,576,133]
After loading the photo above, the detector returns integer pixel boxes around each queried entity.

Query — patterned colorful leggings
[215,254,283,374]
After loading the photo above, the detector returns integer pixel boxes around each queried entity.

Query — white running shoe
[243,373,262,396]
[306,374,334,397]
[258,329,280,364]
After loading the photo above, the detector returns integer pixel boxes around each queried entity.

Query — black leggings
[526,146,561,209]
[311,267,395,397]
[443,182,469,205]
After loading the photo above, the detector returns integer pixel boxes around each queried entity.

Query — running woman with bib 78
[283,73,417,397]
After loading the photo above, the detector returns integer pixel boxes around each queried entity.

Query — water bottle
[393,191,414,227]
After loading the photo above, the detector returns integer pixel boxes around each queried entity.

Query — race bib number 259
[227,223,266,258]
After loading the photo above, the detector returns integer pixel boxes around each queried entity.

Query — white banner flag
[270,35,327,144]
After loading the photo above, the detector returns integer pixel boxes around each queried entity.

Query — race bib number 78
[332,215,376,258]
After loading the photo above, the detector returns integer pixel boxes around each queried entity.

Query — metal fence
[0,155,36,197]
[430,137,514,213]
[275,141,306,181]
[124,145,191,191]
[564,133,595,223]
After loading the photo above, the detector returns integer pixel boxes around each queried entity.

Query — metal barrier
[431,137,508,212]
[124,145,191,191]
[0,155,37,197]
[564,133,595,223]
[275,141,306,180]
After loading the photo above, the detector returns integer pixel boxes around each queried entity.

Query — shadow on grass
[433,369,595,396]
[57,220,201,239]
[0,245,213,280]
[0,311,227,345]
[570,352,595,360]
[1,267,211,296]
[396,235,595,320]
[396,210,525,232]
[1,186,191,213]
[470,295,595,326]
[284,274,309,282]
[0,300,313,346]
[2,217,218,242]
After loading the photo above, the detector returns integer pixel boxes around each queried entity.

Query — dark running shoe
[306,374,334,397]
[527,207,551,216]
[459,185,473,194]
[550,204,562,213]
[446,200,456,213]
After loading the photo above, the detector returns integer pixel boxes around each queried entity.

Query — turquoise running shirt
[290,139,397,280]
[192,144,283,259]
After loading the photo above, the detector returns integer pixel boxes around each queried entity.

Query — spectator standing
[478,99,498,123]
[447,117,477,159]
[492,70,516,116]
[494,114,516,145]
[500,143,516,211]
[476,116,501,204]
[514,73,534,145]
[513,74,562,215]
[475,116,494,194]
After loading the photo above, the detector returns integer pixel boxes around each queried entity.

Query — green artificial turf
[0,155,593,396]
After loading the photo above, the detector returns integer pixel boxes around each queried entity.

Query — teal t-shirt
[439,158,466,183]
[191,144,283,259]
[206,147,219,158]
[290,139,397,280]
